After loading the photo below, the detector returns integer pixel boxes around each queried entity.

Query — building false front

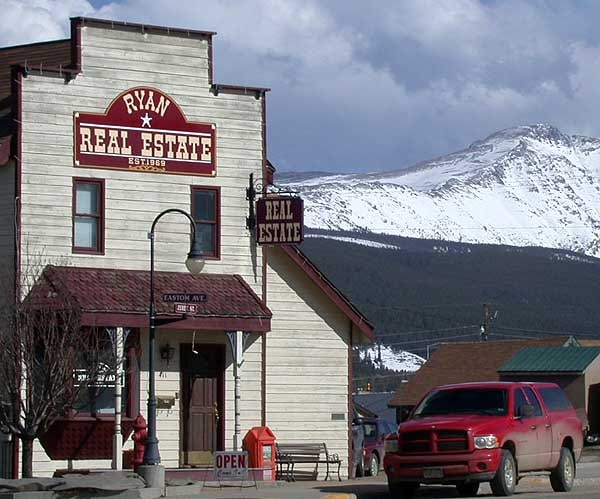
[0,18,374,478]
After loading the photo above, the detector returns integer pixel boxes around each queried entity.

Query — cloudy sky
[4,0,600,174]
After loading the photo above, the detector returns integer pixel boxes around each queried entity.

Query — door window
[523,387,544,416]
[514,388,528,417]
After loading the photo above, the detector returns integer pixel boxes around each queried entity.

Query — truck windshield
[413,388,508,417]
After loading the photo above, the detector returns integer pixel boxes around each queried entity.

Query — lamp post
[143,208,204,466]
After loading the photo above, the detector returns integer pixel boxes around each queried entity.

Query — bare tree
[0,264,102,478]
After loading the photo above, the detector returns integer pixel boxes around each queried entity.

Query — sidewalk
[1,446,599,499]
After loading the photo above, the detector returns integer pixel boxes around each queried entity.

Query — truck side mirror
[517,404,535,419]
[399,407,411,423]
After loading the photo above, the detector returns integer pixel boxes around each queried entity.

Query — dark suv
[354,418,397,476]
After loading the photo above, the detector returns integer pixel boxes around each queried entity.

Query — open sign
[214,451,248,480]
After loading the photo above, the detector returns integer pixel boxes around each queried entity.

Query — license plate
[423,467,444,479]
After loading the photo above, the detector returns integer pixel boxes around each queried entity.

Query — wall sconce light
[160,343,176,364]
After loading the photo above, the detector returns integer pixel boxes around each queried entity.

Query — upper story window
[73,178,104,254]
[192,186,220,259]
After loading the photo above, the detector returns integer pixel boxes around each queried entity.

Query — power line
[367,302,483,310]
[354,374,413,382]
[493,325,592,336]
[371,331,480,348]
[374,325,479,340]
[491,332,542,340]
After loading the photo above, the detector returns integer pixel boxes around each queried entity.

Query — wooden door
[180,343,224,466]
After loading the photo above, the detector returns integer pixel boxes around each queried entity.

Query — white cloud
[0,0,94,46]
[4,0,600,172]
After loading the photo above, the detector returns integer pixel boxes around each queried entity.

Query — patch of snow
[359,345,425,373]
[305,233,401,250]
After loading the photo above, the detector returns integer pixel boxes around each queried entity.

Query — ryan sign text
[256,197,304,245]
[74,86,216,176]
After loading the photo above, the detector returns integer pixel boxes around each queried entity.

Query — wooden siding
[0,160,15,269]
[266,247,350,478]
[18,24,264,292]
[17,24,265,475]
[15,22,356,479]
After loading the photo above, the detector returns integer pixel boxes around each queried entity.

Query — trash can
[242,426,276,480]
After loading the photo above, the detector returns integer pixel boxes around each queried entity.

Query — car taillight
[384,435,399,453]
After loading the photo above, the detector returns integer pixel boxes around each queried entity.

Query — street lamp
[143,208,204,466]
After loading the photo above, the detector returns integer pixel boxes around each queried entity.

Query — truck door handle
[545,424,552,429]
[530,425,537,430]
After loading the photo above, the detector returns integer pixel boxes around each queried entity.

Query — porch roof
[28,265,272,332]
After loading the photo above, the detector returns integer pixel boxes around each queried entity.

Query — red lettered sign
[256,196,304,245]
[214,451,248,480]
[74,87,216,176]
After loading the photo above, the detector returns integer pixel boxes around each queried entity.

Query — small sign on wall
[255,196,304,245]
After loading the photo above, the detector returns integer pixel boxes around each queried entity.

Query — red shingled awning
[28,265,271,332]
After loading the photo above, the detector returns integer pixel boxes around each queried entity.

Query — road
[343,477,600,498]
[182,472,600,498]
[176,460,600,499]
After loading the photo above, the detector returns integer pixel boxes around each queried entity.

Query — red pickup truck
[383,381,583,497]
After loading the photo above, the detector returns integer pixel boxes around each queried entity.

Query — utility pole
[480,303,490,341]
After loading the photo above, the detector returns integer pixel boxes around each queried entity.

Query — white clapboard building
[0,17,374,479]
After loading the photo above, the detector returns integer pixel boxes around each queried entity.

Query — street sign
[214,451,248,481]
[174,303,198,314]
[162,293,207,303]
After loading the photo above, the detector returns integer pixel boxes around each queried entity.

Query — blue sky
[4,0,600,174]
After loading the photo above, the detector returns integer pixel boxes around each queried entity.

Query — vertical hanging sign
[255,196,304,245]
[74,87,216,176]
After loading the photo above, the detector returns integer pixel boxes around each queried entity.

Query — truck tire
[366,453,379,476]
[456,481,480,496]
[490,449,517,496]
[355,455,365,477]
[550,447,575,492]
[388,481,418,498]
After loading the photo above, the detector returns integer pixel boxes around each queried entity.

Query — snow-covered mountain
[280,125,600,257]
[359,346,425,373]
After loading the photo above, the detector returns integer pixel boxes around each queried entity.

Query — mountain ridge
[279,124,600,257]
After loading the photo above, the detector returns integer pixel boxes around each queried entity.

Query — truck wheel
[356,456,364,477]
[388,481,418,498]
[550,447,575,492]
[490,449,517,496]
[366,453,379,476]
[456,481,480,496]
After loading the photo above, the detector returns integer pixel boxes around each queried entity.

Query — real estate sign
[74,86,216,176]
[255,196,304,245]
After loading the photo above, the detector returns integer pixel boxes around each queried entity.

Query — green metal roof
[499,347,600,373]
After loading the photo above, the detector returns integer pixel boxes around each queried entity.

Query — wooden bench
[275,442,342,481]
